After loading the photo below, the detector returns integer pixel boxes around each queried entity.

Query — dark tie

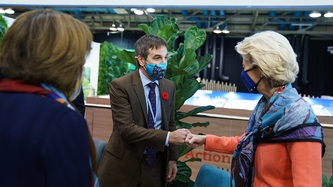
[146,82,157,165]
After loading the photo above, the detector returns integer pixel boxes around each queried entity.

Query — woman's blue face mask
[240,67,263,93]
[145,61,168,81]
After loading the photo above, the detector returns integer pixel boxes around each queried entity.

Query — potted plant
[117,15,215,187]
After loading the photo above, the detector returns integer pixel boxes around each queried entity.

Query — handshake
[169,128,206,148]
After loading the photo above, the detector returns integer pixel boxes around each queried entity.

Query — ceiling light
[134,9,144,15]
[309,11,321,18]
[5,8,14,14]
[324,11,333,18]
[146,8,155,13]
[117,24,125,32]
[213,26,222,34]
[109,23,117,31]
[0,8,14,14]
[222,28,230,34]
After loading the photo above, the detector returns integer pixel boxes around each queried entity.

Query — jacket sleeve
[167,82,178,161]
[204,133,245,154]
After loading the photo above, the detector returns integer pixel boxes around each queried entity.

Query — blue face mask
[145,62,167,81]
[240,67,263,93]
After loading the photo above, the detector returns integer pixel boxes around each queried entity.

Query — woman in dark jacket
[0,9,98,187]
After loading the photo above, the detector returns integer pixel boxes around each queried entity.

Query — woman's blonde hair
[235,30,299,87]
[0,9,92,99]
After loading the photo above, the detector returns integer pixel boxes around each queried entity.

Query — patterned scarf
[0,78,99,187]
[230,83,325,187]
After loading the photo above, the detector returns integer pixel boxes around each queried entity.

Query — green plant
[97,42,133,95]
[323,174,333,187]
[0,14,8,46]
[117,15,215,187]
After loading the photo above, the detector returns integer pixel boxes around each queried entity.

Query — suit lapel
[132,70,148,123]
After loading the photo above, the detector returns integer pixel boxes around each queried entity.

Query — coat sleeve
[204,134,244,154]
[167,81,178,160]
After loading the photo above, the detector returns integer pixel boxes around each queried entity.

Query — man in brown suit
[98,34,190,187]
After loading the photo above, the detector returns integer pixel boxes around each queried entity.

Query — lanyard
[146,92,159,124]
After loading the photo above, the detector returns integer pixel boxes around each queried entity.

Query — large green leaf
[117,49,136,66]
[166,65,189,77]
[138,23,149,34]
[176,119,210,129]
[157,25,178,44]
[149,15,168,34]
[330,175,333,187]
[178,144,193,157]
[179,49,198,73]
[322,174,333,187]
[176,105,215,120]
[149,15,179,36]
[198,54,213,72]
[174,78,204,110]
[323,175,328,187]
[183,157,202,163]
[140,16,182,51]
[165,31,183,51]
[184,26,207,51]
[175,44,185,64]
[191,121,210,128]
[176,120,194,130]
[165,48,189,78]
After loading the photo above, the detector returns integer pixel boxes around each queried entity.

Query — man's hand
[169,128,191,145]
[167,160,177,182]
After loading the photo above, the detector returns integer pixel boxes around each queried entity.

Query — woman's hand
[185,134,206,148]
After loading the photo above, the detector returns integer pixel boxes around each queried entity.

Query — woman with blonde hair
[186,31,325,187]
[0,9,98,187]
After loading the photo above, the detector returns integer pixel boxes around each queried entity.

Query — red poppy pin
[162,92,168,100]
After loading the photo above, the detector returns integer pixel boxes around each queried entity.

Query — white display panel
[185,90,333,116]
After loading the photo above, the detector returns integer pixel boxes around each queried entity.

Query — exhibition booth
[85,91,333,180]
[3,0,333,183]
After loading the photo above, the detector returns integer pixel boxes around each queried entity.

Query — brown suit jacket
[98,70,178,187]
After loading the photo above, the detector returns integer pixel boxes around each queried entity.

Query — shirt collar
[139,68,159,87]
